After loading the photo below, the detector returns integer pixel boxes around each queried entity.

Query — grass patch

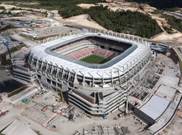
[81,55,109,64]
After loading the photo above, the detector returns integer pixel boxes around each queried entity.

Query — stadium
[28,31,152,116]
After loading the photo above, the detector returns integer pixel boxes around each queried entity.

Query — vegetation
[87,6,162,38]
[58,5,86,18]
[164,15,182,33]
[38,0,102,9]
[127,0,182,9]
[0,0,100,17]
[81,55,109,64]
[163,26,174,34]
[59,5,162,38]
[0,0,162,37]
[0,0,103,10]
[0,6,5,10]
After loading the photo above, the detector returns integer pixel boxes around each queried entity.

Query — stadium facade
[28,31,152,116]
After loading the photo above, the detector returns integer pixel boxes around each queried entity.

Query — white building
[28,31,152,115]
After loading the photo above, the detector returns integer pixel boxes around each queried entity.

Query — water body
[0,79,24,93]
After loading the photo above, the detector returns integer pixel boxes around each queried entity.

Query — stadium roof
[46,34,137,68]
[30,32,151,78]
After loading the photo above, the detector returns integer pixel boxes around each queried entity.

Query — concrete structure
[12,49,35,84]
[2,119,37,135]
[28,31,152,115]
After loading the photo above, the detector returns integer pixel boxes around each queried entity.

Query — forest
[164,15,182,33]
[128,0,182,9]
[87,6,162,38]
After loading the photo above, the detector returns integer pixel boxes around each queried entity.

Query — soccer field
[81,55,109,64]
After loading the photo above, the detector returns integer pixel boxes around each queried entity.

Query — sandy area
[100,2,156,13]
[64,14,106,30]
[0,3,16,9]
[77,2,156,13]
[77,3,96,9]
[151,32,182,44]
[1,2,182,46]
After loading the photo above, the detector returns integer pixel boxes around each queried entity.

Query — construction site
[0,2,182,135]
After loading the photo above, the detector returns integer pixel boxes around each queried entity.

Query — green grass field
[81,55,109,64]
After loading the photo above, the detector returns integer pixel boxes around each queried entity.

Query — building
[12,48,35,84]
[28,31,152,116]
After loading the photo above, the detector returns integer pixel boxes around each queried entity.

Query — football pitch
[80,55,109,64]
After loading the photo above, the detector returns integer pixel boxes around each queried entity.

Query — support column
[117,68,121,85]
[73,72,79,86]
[88,72,94,87]
[79,71,85,86]
[102,76,104,87]
[66,68,71,81]
[30,57,34,68]
[178,60,182,87]
[111,69,113,86]
[125,95,129,114]
[28,54,33,65]
[35,58,39,70]
[44,61,49,76]
[40,59,44,71]
[82,75,85,86]
[61,67,65,80]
